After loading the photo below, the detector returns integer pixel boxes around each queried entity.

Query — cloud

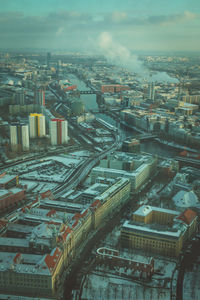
[56,27,64,36]
[0,9,199,51]
[111,11,127,22]
[146,10,198,26]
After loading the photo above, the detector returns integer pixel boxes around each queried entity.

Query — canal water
[67,74,179,158]
[67,74,98,111]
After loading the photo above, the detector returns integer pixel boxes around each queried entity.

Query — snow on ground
[44,154,83,167]
[183,263,200,300]
[20,169,66,183]
[20,180,57,193]
[20,180,38,191]
[81,272,170,300]
[70,150,92,158]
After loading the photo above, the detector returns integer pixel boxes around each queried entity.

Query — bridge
[175,156,200,167]
[137,134,157,141]
[79,90,100,95]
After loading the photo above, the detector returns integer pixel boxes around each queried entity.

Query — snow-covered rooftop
[134,205,179,217]
[173,190,199,208]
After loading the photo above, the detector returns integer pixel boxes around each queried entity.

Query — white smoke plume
[151,72,179,83]
[97,32,179,83]
[97,32,146,75]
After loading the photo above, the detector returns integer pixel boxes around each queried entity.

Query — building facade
[50,119,68,145]
[34,89,45,106]
[121,205,198,257]
[29,113,46,138]
[10,123,29,152]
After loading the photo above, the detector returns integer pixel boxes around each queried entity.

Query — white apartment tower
[10,123,29,151]
[29,113,46,138]
[50,119,68,145]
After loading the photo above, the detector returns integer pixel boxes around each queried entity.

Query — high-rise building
[13,90,25,105]
[47,52,51,68]
[148,82,155,101]
[34,89,45,106]
[50,119,68,145]
[29,113,46,138]
[10,123,29,151]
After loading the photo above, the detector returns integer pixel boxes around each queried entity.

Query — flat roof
[122,220,183,239]
[134,205,179,217]
[0,189,10,198]
[0,174,16,184]
[0,237,29,248]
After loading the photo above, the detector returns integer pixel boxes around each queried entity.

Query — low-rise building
[0,248,63,297]
[91,152,157,192]
[121,205,198,257]
[0,188,25,212]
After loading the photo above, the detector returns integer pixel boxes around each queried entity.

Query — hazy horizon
[0,0,200,54]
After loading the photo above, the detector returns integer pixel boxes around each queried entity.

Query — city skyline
[0,0,200,52]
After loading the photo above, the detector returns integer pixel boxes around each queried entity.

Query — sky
[0,0,200,53]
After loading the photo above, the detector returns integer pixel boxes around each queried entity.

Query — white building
[10,123,29,151]
[91,152,157,192]
[50,119,68,145]
[29,113,46,138]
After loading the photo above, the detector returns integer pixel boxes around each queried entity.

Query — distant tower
[50,119,68,145]
[10,123,29,152]
[177,80,183,101]
[34,89,45,106]
[56,61,60,77]
[148,82,155,101]
[29,113,46,138]
[47,52,51,68]
[14,89,25,105]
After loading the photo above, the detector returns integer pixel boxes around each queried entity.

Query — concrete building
[101,84,130,93]
[34,89,45,106]
[10,123,29,152]
[0,248,63,298]
[182,94,200,105]
[47,52,51,68]
[148,82,155,101]
[91,152,157,192]
[9,104,41,115]
[122,138,140,153]
[50,119,68,145]
[121,205,198,257]
[92,177,131,228]
[0,173,18,189]
[13,90,25,105]
[29,113,46,138]
[0,188,25,212]
[0,176,131,298]
[96,247,154,279]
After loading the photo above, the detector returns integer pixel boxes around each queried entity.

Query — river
[67,73,179,158]
[67,74,98,111]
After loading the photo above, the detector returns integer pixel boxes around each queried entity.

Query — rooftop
[134,205,179,217]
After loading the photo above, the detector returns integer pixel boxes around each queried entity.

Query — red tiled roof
[46,221,60,226]
[13,253,21,264]
[0,172,6,178]
[90,200,101,210]
[72,219,79,229]
[177,209,197,225]
[0,219,7,227]
[41,190,54,199]
[46,209,56,217]
[62,226,72,241]
[44,247,62,273]
[72,213,81,220]
[72,209,88,221]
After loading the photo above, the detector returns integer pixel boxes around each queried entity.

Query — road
[49,85,123,197]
